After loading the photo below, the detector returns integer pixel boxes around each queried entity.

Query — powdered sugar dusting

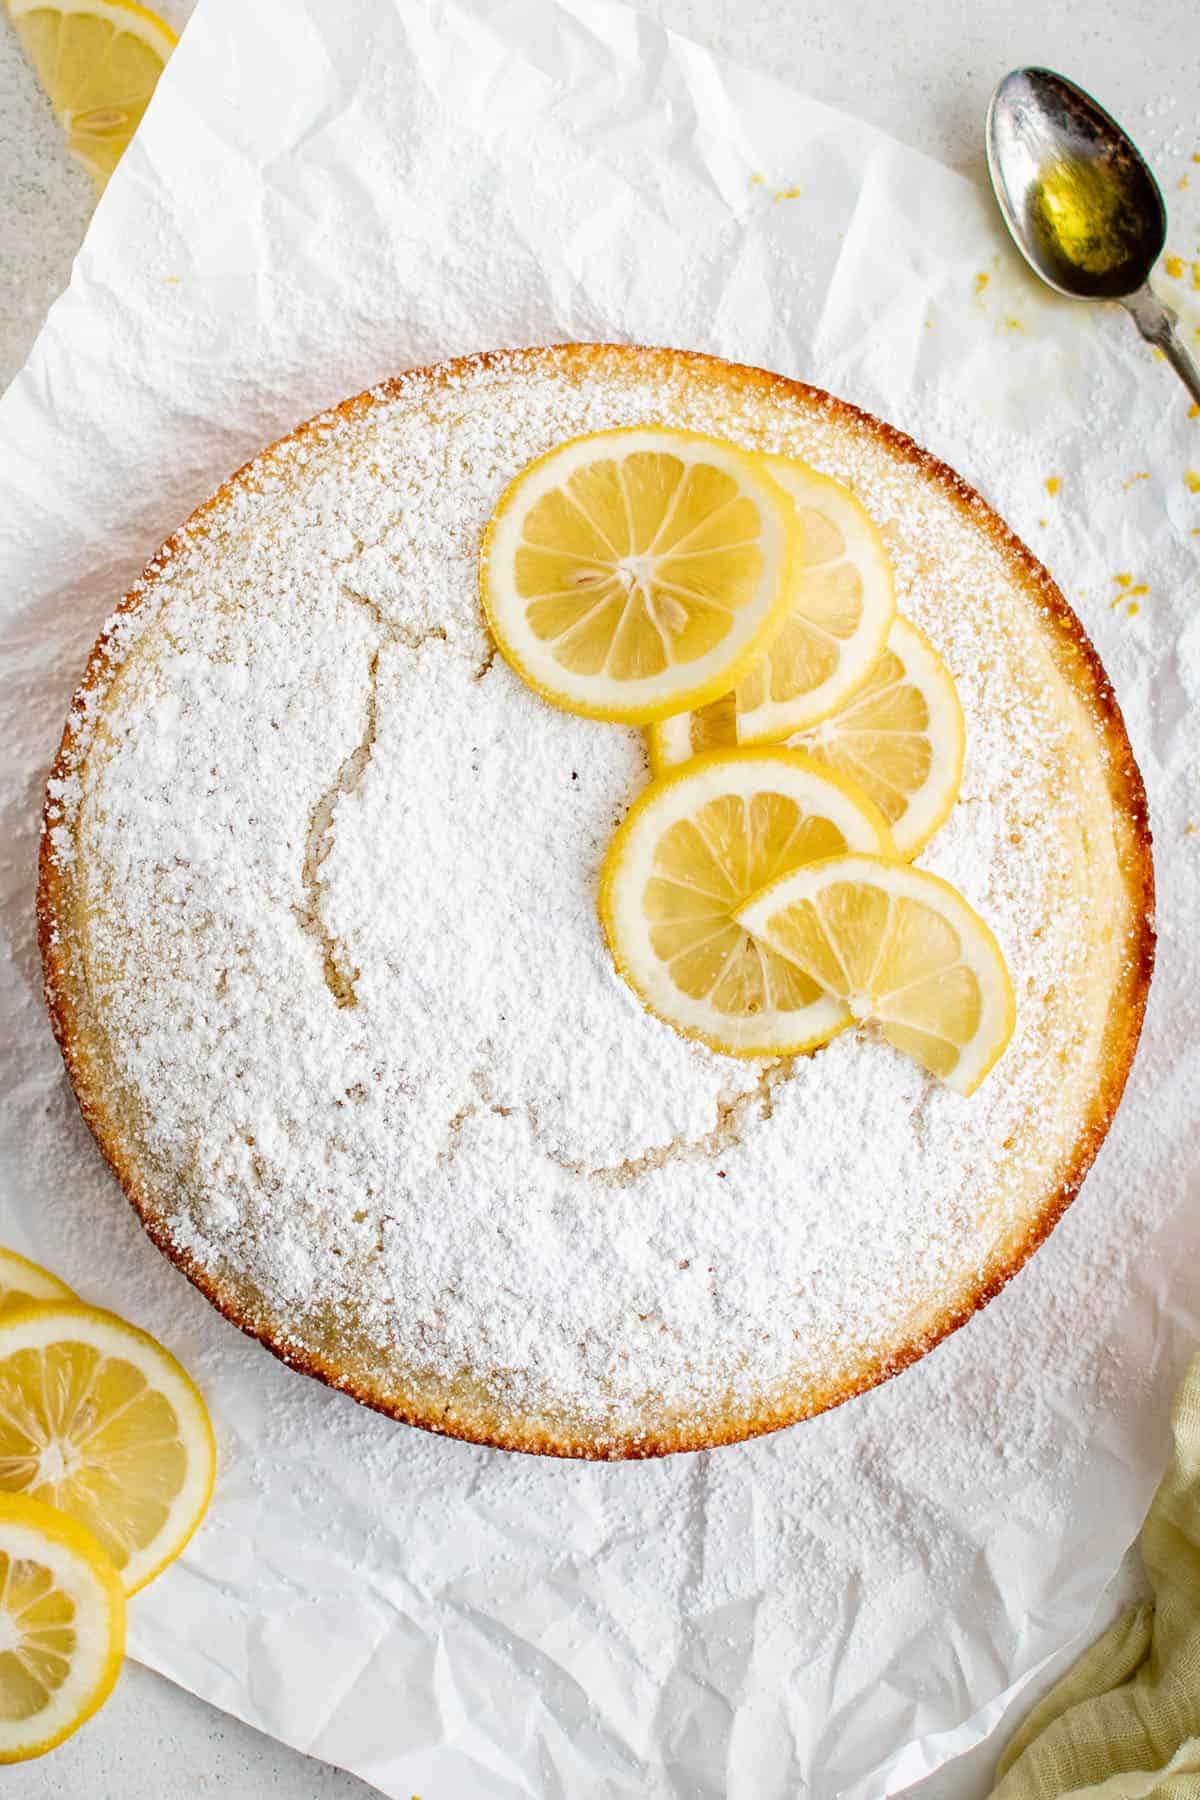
[44,347,1138,1445]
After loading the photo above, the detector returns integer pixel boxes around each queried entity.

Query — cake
[38,344,1154,1457]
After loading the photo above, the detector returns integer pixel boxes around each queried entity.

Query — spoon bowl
[985,67,1200,404]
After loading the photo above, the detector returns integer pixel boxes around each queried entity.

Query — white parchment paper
[1,1,1198,1793]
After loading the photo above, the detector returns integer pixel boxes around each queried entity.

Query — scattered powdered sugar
[46,347,1136,1440]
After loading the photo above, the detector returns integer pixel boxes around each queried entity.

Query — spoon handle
[1122,286,1200,407]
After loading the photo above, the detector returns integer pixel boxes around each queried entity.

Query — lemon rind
[0,1247,77,1312]
[6,0,177,54]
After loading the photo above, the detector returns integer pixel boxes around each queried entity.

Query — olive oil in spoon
[986,67,1200,405]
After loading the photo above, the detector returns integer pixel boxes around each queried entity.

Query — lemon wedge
[652,616,965,857]
[0,1493,124,1763]
[481,429,799,723]
[737,854,1015,1092]
[0,1303,215,1593]
[6,0,177,192]
[0,1250,76,1320]
[598,748,894,1055]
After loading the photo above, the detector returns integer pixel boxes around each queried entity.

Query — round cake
[38,345,1154,1457]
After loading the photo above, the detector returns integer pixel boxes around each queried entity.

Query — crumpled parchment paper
[1,1,1198,1793]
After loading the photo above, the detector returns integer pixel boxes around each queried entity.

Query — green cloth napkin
[991,1353,1200,1799]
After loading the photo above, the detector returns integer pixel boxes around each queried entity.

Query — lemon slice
[737,854,1015,1092]
[732,458,894,740]
[480,429,800,723]
[779,617,963,855]
[0,1493,124,1763]
[0,1250,76,1320]
[647,617,963,858]
[0,1303,216,1594]
[598,748,894,1055]
[6,0,177,193]
[647,459,896,748]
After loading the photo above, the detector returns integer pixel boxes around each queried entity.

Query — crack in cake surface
[438,1055,798,1185]
[296,648,380,1008]
[541,1055,796,1184]
[297,590,452,1008]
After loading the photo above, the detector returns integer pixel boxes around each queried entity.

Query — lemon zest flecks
[1186,470,1200,493]
[1045,475,1061,497]
[1004,317,1025,333]
[1191,403,1200,419]
[1109,577,1149,610]
[1123,471,1150,489]
[749,172,802,201]
[1127,602,1140,617]
[1166,253,1186,278]
[975,272,989,296]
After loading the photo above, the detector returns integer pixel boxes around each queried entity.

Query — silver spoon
[986,66,1200,407]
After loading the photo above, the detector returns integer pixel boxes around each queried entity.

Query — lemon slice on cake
[0,1302,216,1593]
[787,617,964,855]
[6,0,177,193]
[481,428,800,723]
[0,1249,76,1319]
[648,460,899,758]
[737,854,1015,1092]
[0,1494,125,1763]
[647,617,964,858]
[732,459,895,740]
[598,748,894,1055]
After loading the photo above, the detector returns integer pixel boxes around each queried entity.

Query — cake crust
[37,344,1155,1458]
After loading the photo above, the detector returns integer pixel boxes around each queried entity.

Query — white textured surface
[1,0,1194,1795]
[48,349,1127,1442]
